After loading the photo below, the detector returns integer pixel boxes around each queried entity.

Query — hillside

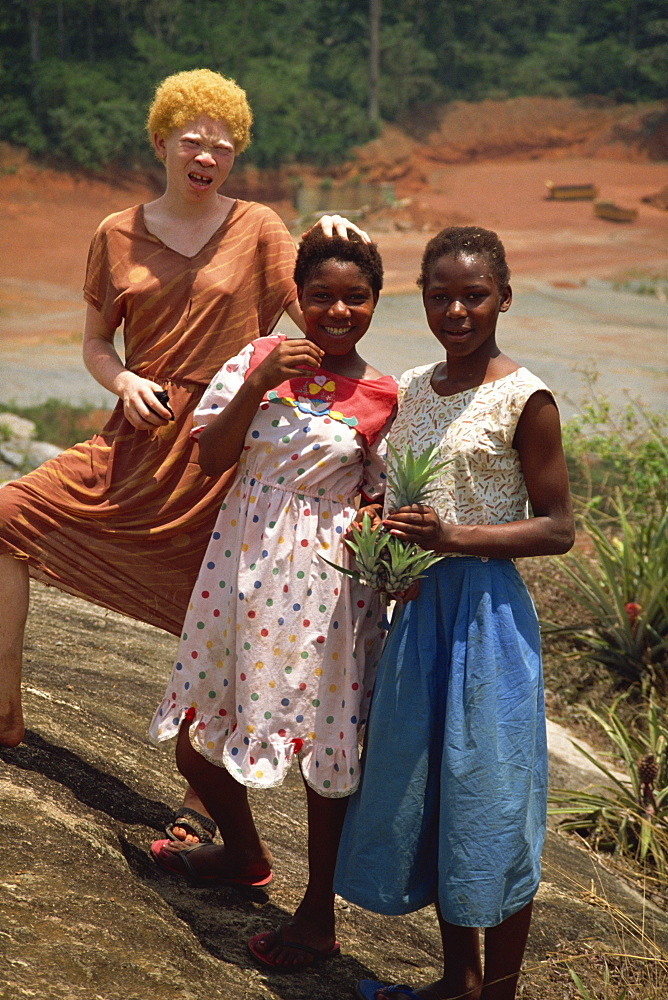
[0,97,666,319]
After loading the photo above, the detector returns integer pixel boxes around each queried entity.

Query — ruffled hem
[148,701,361,798]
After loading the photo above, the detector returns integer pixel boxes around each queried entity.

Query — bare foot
[168,791,217,844]
[0,699,25,747]
[359,981,479,1000]
[414,978,481,1000]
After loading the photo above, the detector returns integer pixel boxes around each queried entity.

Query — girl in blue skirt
[334,227,574,1000]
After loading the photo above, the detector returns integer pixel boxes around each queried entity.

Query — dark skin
[198,258,381,476]
[162,259,384,969]
[384,254,573,565]
[366,252,574,1000]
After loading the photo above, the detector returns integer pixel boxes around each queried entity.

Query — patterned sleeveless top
[386,364,555,526]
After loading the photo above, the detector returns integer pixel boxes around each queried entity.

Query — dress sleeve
[255,210,298,335]
[360,413,394,501]
[190,334,283,438]
[83,216,125,329]
[191,340,258,436]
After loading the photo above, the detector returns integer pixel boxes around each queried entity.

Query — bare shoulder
[490,351,520,378]
[514,388,562,448]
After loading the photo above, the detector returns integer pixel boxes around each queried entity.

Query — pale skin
[0,108,368,776]
[156,258,383,967]
[362,251,573,1000]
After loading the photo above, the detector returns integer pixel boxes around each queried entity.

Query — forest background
[1,0,667,172]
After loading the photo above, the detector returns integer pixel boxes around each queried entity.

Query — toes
[170,824,200,844]
[252,933,271,954]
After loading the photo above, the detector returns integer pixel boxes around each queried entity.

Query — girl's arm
[384,391,575,559]
[285,298,307,333]
[82,303,172,428]
[198,338,324,477]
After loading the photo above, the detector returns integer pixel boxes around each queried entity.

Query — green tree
[0,0,665,170]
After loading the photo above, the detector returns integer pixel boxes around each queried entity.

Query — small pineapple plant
[325,442,449,602]
[387,441,446,509]
[549,694,668,880]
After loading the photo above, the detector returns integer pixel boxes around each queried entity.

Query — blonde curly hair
[146,68,253,155]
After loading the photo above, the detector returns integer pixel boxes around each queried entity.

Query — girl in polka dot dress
[149,228,397,970]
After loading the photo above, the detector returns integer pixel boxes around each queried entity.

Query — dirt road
[1,157,666,416]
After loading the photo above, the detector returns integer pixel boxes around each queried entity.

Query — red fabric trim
[246,335,397,446]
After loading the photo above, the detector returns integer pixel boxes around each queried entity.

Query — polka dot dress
[149,337,392,797]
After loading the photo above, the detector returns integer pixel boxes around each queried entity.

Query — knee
[0,553,30,610]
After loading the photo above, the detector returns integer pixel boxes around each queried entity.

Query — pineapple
[638,754,659,787]
[323,443,449,603]
[387,442,448,508]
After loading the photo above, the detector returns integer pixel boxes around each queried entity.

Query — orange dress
[0,200,297,634]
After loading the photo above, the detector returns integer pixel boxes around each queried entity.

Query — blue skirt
[334,557,547,928]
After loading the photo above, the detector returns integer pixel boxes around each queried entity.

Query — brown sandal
[164,806,217,845]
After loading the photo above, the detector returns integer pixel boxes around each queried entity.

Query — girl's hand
[248,338,324,394]
[302,215,371,244]
[115,372,173,429]
[391,579,421,605]
[383,504,451,553]
[350,503,384,531]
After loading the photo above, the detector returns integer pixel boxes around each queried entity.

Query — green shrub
[547,500,667,697]
[550,695,668,880]
[0,399,111,450]
[0,96,47,155]
[562,382,668,519]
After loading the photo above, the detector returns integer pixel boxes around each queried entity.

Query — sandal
[248,927,340,971]
[355,983,422,1000]
[165,806,217,845]
[151,839,272,888]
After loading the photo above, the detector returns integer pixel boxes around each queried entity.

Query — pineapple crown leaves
[386,442,450,511]
[320,444,450,600]
[343,511,391,568]
[319,511,390,589]
[319,510,444,599]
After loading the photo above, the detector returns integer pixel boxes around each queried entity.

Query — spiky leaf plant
[387,442,447,508]
[549,694,668,882]
[544,498,668,698]
[323,443,449,602]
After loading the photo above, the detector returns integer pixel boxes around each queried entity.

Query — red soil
[0,97,666,341]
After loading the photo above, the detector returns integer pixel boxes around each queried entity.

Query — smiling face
[154,115,235,200]
[298,259,377,364]
[422,253,512,360]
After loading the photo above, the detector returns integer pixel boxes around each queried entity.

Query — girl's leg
[380,902,530,1000]
[0,554,29,747]
[411,909,482,1000]
[421,902,532,1000]
[251,779,348,968]
[158,721,272,879]
[481,901,533,1000]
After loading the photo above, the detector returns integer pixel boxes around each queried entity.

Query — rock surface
[0,412,62,481]
[1,582,666,1000]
